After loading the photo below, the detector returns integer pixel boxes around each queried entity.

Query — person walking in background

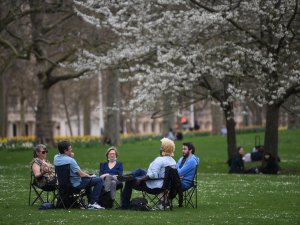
[166,128,175,141]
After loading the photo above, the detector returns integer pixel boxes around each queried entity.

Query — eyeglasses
[41,151,48,154]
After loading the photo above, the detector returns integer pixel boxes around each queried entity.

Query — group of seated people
[30,138,199,210]
[242,145,265,162]
[228,146,279,174]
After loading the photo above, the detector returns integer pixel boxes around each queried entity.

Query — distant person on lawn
[229,146,257,174]
[258,152,279,174]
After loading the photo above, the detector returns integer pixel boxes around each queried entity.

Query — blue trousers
[121,168,162,208]
[76,176,103,204]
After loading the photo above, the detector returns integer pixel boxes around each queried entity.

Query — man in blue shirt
[176,142,199,190]
[54,141,104,210]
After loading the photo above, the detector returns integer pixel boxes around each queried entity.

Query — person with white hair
[117,138,176,209]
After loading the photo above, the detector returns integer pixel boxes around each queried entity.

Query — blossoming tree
[73,0,300,163]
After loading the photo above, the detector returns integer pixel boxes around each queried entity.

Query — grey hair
[33,144,47,158]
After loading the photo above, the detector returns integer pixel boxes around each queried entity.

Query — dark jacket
[229,154,244,173]
[99,161,123,176]
[259,156,279,174]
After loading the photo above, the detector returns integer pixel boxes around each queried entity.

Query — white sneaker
[88,203,105,210]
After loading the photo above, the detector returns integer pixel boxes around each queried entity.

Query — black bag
[39,202,54,210]
[129,197,150,211]
[98,191,114,209]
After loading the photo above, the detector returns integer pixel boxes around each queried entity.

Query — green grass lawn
[0,129,300,225]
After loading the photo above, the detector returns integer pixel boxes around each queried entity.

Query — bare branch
[0,36,19,56]
[42,13,74,34]
[150,96,207,119]
[0,5,72,32]
[47,68,90,88]
[45,49,76,75]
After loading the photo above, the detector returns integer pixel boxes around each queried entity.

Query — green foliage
[0,129,299,225]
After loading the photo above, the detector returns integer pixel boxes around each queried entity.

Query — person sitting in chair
[99,146,123,203]
[53,140,105,210]
[176,142,199,190]
[117,138,176,209]
[31,144,56,190]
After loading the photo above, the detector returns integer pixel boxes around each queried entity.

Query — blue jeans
[121,168,162,208]
[76,176,103,204]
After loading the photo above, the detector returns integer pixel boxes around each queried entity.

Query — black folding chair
[142,166,182,210]
[181,165,198,208]
[114,182,123,208]
[55,164,87,209]
[28,172,57,206]
[98,182,123,208]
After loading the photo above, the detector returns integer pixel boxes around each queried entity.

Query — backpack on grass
[129,197,150,211]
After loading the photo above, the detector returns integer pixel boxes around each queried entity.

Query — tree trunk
[35,84,55,147]
[162,97,174,136]
[83,94,91,135]
[61,86,73,136]
[76,104,81,136]
[264,104,280,161]
[29,0,54,146]
[19,96,25,136]
[105,70,120,145]
[211,103,223,135]
[0,74,7,137]
[223,103,237,161]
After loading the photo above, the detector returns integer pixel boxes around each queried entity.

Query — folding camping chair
[98,182,123,208]
[55,164,87,209]
[142,166,182,210]
[114,182,123,208]
[181,165,198,208]
[28,172,57,206]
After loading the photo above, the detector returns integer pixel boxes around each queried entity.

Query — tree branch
[276,0,299,54]
[42,13,74,34]
[45,49,77,75]
[0,5,71,32]
[281,84,300,104]
[189,0,271,48]
[150,96,207,119]
[47,68,90,88]
[0,36,31,59]
[0,36,19,56]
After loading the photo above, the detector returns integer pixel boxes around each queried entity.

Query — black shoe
[117,174,134,182]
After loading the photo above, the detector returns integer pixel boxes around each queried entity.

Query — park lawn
[0,129,299,225]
